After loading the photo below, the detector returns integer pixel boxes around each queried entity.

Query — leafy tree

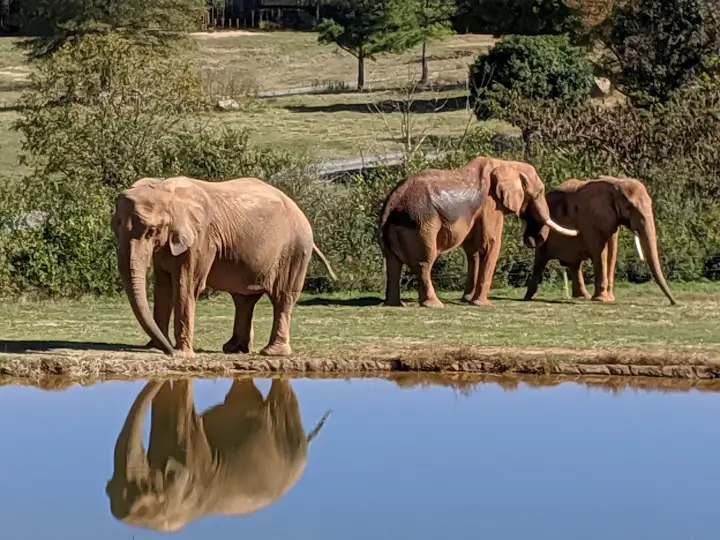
[413,0,458,85]
[599,0,720,104]
[15,0,206,60]
[318,0,421,90]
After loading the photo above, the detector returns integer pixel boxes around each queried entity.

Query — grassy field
[0,30,500,180]
[1,282,719,374]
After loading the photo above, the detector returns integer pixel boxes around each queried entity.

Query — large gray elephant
[112,175,337,358]
[105,378,332,533]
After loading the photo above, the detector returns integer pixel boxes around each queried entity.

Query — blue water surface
[0,376,718,540]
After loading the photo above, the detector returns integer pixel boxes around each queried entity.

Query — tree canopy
[15,0,205,60]
[318,0,421,89]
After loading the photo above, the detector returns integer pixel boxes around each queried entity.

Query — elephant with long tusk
[105,378,332,533]
[522,176,677,305]
[380,156,579,308]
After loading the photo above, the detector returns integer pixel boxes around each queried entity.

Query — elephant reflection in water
[106,378,332,532]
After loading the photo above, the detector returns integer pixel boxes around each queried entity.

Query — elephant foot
[573,292,592,300]
[222,339,252,354]
[461,293,474,303]
[420,298,444,309]
[383,299,405,307]
[522,294,534,302]
[260,343,293,357]
[607,291,616,302]
[171,347,195,360]
[470,297,492,307]
[591,293,614,303]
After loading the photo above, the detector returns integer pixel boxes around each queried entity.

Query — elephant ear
[492,167,525,216]
[131,177,163,190]
[164,177,213,257]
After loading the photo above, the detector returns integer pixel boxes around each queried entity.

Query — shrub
[470,34,594,121]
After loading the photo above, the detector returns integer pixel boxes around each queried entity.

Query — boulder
[590,77,612,98]
[216,98,240,111]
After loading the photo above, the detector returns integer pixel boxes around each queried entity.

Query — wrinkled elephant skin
[105,378,332,533]
[111,176,337,358]
[380,156,579,308]
[522,176,677,305]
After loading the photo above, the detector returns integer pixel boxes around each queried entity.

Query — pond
[1,376,719,539]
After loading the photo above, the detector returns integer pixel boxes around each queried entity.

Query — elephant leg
[261,293,299,356]
[400,224,442,308]
[606,231,619,302]
[570,262,591,299]
[223,293,263,354]
[172,260,211,358]
[461,240,479,303]
[416,241,443,309]
[468,215,504,306]
[383,248,405,307]
[146,266,173,350]
[524,248,548,301]
[590,241,612,303]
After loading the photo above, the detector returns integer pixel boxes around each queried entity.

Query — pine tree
[16,0,206,61]
[318,0,422,90]
[413,0,457,85]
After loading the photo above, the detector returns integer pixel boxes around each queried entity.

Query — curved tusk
[634,234,645,261]
[545,218,579,237]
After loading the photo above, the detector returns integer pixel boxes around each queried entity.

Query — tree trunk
[421,39,429,86]
[357,51,365,91]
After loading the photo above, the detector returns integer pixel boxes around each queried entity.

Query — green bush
[469,34,594,121]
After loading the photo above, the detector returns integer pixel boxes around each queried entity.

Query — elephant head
[489,165,578,238]
[607,177,676,305]
[105,378,332,533]
[111,177,213,354]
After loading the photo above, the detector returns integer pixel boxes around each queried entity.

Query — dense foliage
[597,0,720,104]
[470,34,594,120]
[454,0,584,36]
[15,0,205,60]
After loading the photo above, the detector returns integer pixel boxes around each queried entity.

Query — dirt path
[2,344,720,388]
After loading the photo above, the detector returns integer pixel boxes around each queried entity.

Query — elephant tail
[312,244,338,281]
[307,409,333,444]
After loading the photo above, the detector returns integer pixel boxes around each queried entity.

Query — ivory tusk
[634,234,645,261]
[545,218,579,237]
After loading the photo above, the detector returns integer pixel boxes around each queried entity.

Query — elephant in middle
[380,156,579,307]
[106,378,332,533]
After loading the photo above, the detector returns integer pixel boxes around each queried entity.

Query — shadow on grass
[0,340,143,353]
[284,93,469,116]
[298,296,384,307]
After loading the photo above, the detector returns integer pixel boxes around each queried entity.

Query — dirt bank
[1,345,719,388]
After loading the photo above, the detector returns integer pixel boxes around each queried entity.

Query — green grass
[0,31,501,180]
[1,282,719,361]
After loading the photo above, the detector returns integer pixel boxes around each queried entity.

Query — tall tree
[413,0,457,85]
[318,0,421,90]
[16,0,206,60]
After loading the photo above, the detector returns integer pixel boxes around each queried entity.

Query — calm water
[1,376,719,540]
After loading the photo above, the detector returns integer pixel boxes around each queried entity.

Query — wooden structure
[206,0,325,29]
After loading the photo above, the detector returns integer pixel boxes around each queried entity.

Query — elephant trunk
[107,381,165,516]
[307,409,333,444]
[638,220,677,305]
[531,192,578,237]
[119,239,175,355]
